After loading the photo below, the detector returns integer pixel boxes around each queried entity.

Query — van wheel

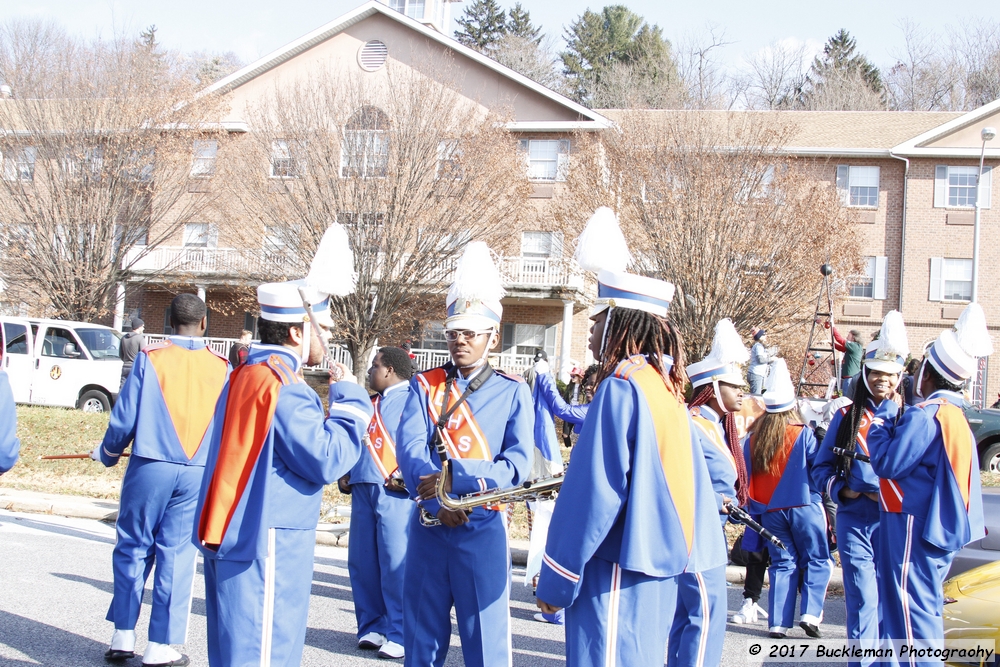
[982,442,1000,474]
[79,390,110,413]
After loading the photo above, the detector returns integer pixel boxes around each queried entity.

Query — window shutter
[501,322,515,353]
[836,165,849,206]
[934,166,947,208]
[929,257,943,301]
[544,324,558,357]
[980,166,992,209]
[873,256,888,300]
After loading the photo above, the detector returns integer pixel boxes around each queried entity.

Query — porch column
[196,285,206,301]
[113,283,125,331]
[559,299,574,383]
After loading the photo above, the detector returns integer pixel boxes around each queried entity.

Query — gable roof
[204,1,610,131]
[891,97,1000,157]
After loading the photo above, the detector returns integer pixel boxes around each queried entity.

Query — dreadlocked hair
[833,369,874,478]
[749,409,803,476]
[690,384,749,505]
[598,308,686,396]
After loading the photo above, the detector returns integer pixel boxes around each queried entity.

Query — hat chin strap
[300,318,311,365]
[598,306,614,360]
[712,380,727,412]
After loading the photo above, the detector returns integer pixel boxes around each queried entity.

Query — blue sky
[3,0,998,73]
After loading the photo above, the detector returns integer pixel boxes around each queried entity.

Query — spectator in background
[830,325,863,397]
[748,328,775,395]
[900,358,921,406]
[119,317,145,389]
[228,330,252,368]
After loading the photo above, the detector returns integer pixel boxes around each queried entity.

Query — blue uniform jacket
[868,390,985,552]
[811,399,892,504]
[536,357,727,610]
[0,370,20,473]
[690,405,738,513]
[348,381,410,485]
[396,365,534,518]
[195,344,371,561]
[535,371,589,429]
[100,337,230,466]
[744,425,821,514]
[531,375,563,466]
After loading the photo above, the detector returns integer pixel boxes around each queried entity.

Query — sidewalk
[0,487,843,593]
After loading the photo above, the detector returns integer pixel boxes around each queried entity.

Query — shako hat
[762,358,796,413]
[864,310,909,375]
[445,241,505,331]
[925,302,994,384]
[687,318,750,389]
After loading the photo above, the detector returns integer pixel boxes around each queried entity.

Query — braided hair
[597,307,686,396]
[832,369,873,478]
[690,385,749,505]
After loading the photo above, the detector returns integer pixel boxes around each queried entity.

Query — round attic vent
[358,40,388,72]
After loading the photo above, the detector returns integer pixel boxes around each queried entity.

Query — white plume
[573,207,631,273]
[955,302,994,358]
[874,310,910,360]
[764,358,794,395]
[707,318,750,365]
[447,241,506,304]
[306,223,356,297]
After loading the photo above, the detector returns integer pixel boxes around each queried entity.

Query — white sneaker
[358,632,386,650]
[732,598,756,624]
[378,641,404,659]
[142,642,189,667]
[752,602,768,620]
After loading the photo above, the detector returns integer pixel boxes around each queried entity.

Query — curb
[0,489,843,593]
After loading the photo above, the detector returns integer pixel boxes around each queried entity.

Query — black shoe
[104,649,135,662]
[142,655,189,667]
[799,621,822,638]
[768,631,786,639]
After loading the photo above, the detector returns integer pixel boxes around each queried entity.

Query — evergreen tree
[454,0,507,52]
[808,29,883,97]
[506,3,541,44]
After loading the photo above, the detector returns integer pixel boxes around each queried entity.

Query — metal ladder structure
[796,264,842,398]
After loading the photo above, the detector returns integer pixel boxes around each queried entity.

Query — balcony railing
[125,246,584,289]
[409,348,534,376]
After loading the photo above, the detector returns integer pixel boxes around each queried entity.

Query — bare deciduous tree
[676,26,738,110]
[0,27,220,320]
[219,64,533,377]
[739,40,809,110]
[950,19,1000,110]
[885,20,961,111]
[555,110,861,359]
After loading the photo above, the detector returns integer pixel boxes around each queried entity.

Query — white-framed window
[1,146,37,182]
[270,139,305,179]
[436,140,461,180]
[521,231,563,258]
[341,107,389,179]
[190,140,218,178]
[418,320,448,351]
[849,256,888,299]
[183,223,218,248]
[934,165,992,209]
[61,146,103,180]
[836,165,880,208]
[500,323,557,357]
[389,0,425,19]
[518,139,570,182]
[929,257,973,301]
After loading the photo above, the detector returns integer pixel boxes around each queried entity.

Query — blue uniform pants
[565,557,677,667]
[203,528,316,667]
[403,509,511,667]
[348,483,414,645]
[837,497,883,667]
[878,512,955,667]
[763,504,832,630]
[108,456,202,644]
[666,564,726,667]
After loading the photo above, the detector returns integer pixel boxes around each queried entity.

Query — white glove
[330,361,357,384]
[89,446,102,462]
[534,359,550,375]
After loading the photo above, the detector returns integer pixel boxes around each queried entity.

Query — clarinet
[724,501,787,550]
[832,446,870,463]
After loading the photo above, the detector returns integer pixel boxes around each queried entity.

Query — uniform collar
[381,380,409,397]
[167,335,207,350]
[247,343,301,372]
[695,404,722,423]
[928,389,965,407]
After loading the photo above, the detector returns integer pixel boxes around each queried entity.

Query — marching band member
[812,311,909,666]
[0,368,19,475]
[194,224,371,667]
[868,303,989,666]
[396,241,533,667]
[668,318,747,667]
[342,346,415,660]
[745,359,831,639]
[535,208,726,667]
[94,294,229,667]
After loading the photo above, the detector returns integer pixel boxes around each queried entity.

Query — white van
[0,317,123,412]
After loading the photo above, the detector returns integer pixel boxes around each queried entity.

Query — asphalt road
[0,509,849,666]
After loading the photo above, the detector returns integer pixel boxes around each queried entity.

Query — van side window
[41,328,82,358]
[4,323,29,355]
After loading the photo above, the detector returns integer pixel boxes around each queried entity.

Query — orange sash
[198,361,284,547]
[935,400,974,510]
[616,356,696,555]
[749,425,803,506]
[366,394,399,481]
[417,368,492,462]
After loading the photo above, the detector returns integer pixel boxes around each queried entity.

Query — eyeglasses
[444,329,491,342]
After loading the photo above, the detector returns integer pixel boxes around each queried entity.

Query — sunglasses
[444,329,492,342]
